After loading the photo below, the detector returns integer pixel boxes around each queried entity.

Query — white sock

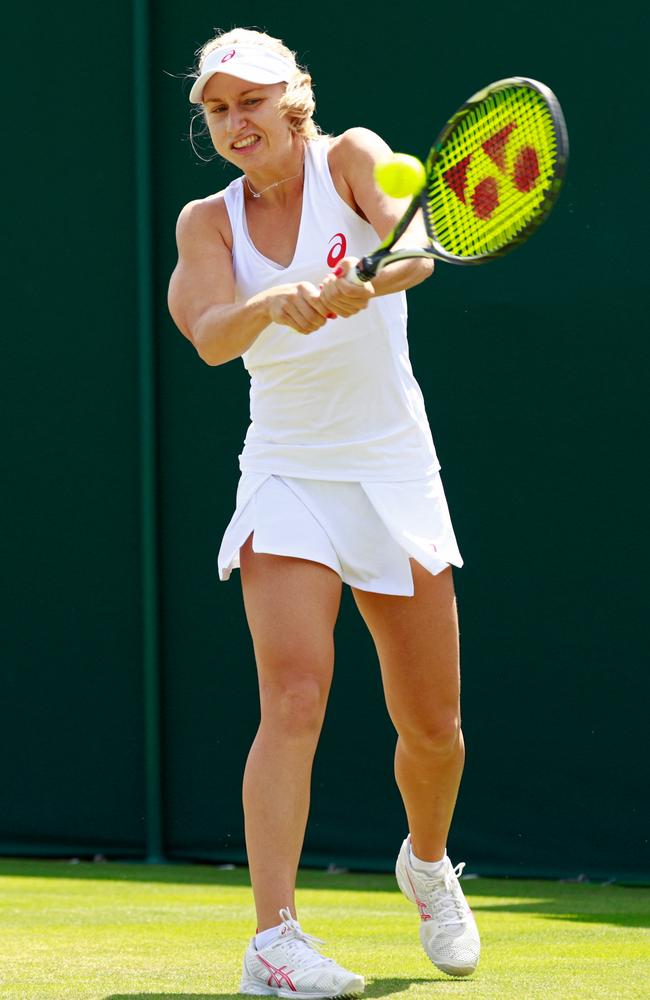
[409,841,446,873]
[255,922,283,950]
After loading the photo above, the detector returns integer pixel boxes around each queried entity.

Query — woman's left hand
[319,257,375,319]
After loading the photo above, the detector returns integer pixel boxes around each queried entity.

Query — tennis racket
[352,77,568,282]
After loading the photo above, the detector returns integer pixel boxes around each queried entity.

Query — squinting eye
[244,99,261,106]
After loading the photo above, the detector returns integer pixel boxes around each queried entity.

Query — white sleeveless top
[222,137,440,482]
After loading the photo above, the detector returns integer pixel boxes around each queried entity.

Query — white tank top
[222,136,440,481]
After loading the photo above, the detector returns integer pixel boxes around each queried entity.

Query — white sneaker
[395,836,480,977]
[240,907,365,998]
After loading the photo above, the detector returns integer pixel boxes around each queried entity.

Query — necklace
[245,161,304,199]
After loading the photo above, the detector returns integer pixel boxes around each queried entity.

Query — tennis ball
[374,154,426,198]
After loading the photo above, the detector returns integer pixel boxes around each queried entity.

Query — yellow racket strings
[427,87,561,257]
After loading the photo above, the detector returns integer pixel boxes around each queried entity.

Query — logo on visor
[221,49,236,63]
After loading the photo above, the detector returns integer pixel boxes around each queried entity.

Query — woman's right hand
[265,281,334,335]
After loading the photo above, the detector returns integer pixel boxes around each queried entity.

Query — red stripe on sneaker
[405,867,432,922]
[256,955,298,991]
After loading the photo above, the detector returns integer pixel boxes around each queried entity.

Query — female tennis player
[168,27,480,996]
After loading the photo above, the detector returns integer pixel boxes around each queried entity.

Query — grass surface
[0,859,648,999]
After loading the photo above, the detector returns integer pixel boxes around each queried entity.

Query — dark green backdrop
[2,1,648,882]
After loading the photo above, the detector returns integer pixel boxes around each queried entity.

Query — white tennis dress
[217,136,462,595]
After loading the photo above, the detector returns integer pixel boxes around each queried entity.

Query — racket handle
[330,259,374,284]
[352,256,376,283]
[346,268,366,285]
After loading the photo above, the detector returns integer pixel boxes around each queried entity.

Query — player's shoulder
[329,128,393,175]
[175,189,233,253]
[330,127,391,159]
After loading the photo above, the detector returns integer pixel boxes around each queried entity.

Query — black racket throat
[356,245,436,281]
[357,193,427,281]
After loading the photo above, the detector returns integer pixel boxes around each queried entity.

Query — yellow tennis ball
[374,153,426,198]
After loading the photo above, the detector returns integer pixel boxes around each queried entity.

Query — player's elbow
[196,350,220,367]
[193,329,227,366]
[192,315,237,367]
[198,351,226,368]
[168,307,218,365]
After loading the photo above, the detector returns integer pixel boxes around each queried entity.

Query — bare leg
[240,535,342,930]
[352,562,463,861]
[394,733,465,861]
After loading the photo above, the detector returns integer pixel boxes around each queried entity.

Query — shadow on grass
[0,858,645,892]
[2,857,648,931]
[102,980,466,1000]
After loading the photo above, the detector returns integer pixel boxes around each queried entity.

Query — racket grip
[346,268,366,285]
[352,256,376,283]
[330,257,374,284]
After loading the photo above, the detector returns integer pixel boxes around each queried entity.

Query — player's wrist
[248,288,281,325]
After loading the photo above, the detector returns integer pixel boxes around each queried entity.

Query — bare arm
[320,129,433,315]
[168,197,331,366]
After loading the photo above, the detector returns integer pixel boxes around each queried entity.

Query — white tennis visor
[189,45,296,103]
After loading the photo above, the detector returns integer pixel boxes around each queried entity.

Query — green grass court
[0,859,648,999]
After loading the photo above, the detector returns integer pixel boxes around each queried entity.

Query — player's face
[202,75,292,167]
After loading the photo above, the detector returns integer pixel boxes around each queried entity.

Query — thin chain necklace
[244,159,304,199]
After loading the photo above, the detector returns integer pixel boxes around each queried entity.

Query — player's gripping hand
[319,257,375,318]
[266,281,333,335]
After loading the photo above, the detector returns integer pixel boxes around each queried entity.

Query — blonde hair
[194,28,322,141]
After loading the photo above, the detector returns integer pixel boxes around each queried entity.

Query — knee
[397,712,462,756]
[260,674,329,739]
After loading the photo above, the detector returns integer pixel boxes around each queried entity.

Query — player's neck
[244,141,306,203]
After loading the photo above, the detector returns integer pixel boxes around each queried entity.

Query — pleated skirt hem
[217,471,463,597]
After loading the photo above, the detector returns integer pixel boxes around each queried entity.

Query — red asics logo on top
[327,233,347,269]
[443,122,541,220]
[221,49,236,63]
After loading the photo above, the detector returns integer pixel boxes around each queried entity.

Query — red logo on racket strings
[443,122,540,220]
[220,49,236,63]
[327,232,347,269]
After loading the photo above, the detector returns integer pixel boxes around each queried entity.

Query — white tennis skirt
[217,471,463,597]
